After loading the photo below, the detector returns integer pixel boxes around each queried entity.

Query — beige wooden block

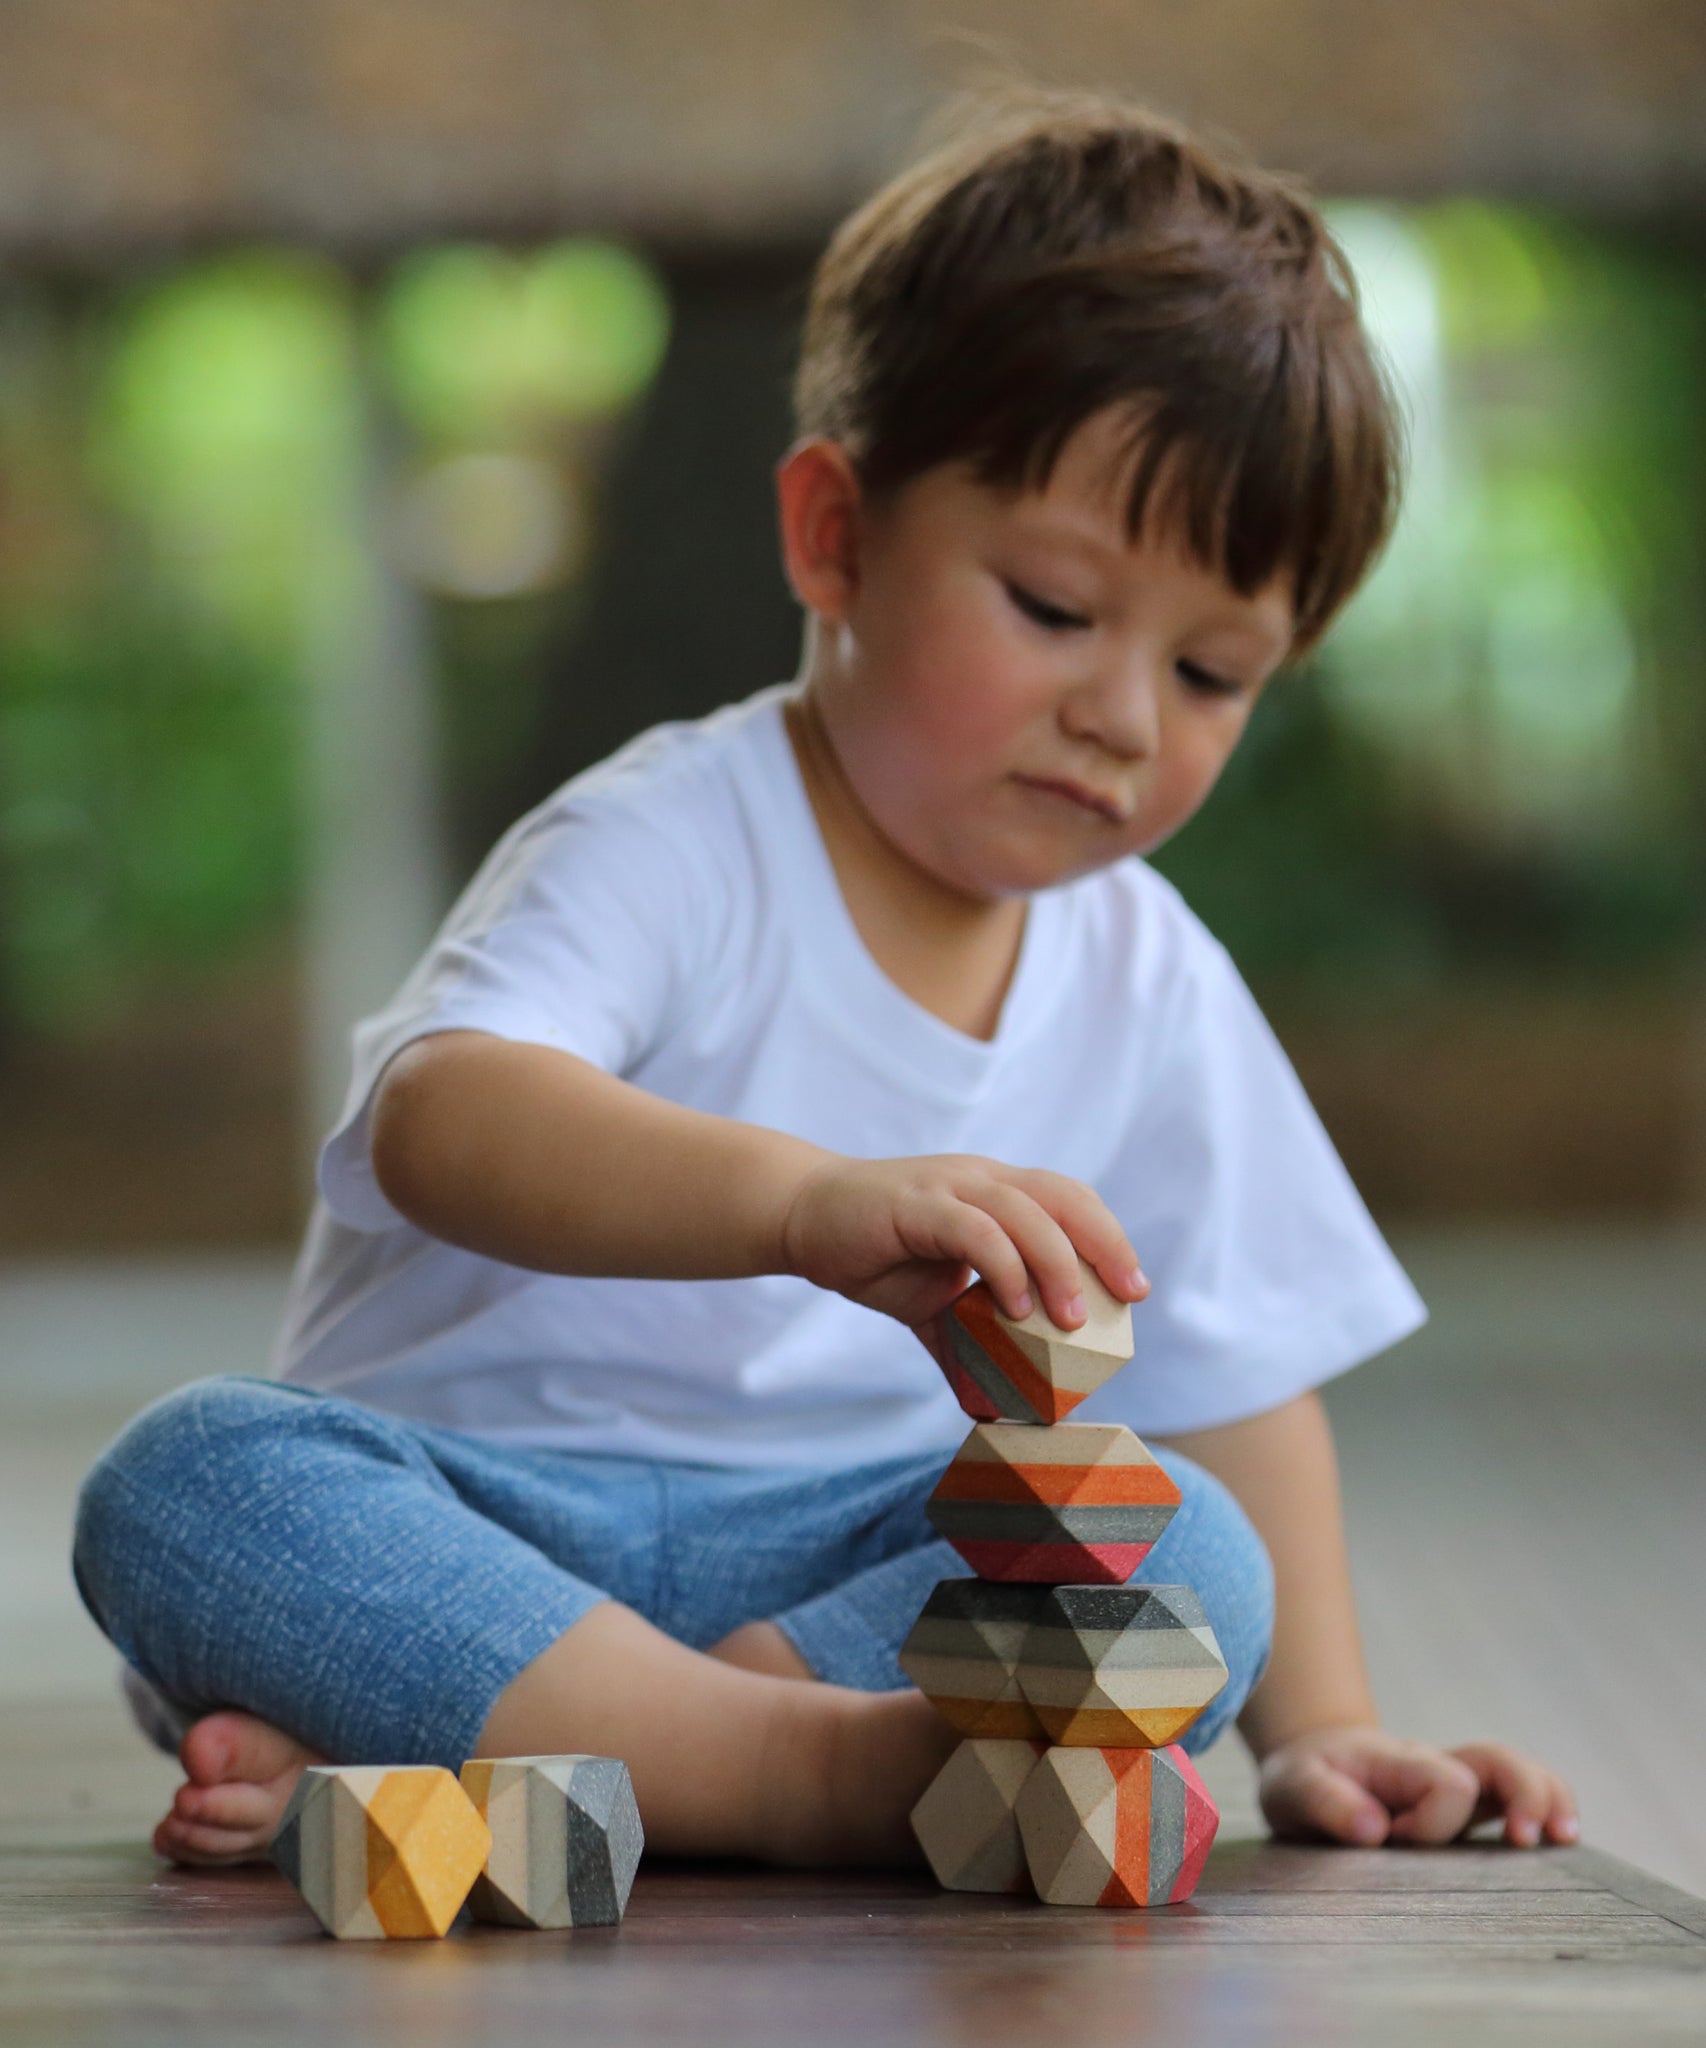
[911,1738,1046,1893]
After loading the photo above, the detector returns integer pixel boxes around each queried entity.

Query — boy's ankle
[745,1681,953,1870]
[742,1675,850,1864]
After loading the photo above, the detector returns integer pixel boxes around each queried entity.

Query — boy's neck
[783,688,1027,1044]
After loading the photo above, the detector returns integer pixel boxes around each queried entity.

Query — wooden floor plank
[5,1826,1705,2048]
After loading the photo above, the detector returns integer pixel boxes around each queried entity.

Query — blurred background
[1,0,1702,1892]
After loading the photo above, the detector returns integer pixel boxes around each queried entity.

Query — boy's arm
[1155,1390,1577,1848]
[1153,1390,1376,1755]
[368,1028,1144,1334]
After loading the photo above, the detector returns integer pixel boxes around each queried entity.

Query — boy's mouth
[1012,773,1129,825]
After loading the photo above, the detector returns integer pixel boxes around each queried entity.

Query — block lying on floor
[460,1754,644,1929]
[1015,1743,1219,1907]
[928,1263,1134,1425]
[898,1580,1053,1738]
[271,1764,492,1939]
[926,1422,1182,1583]
[910,1737,1047,1893]
[1017,1584,1229,1748]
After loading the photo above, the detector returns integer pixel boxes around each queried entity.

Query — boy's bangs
[930,295,1389,655]
[822,114,1407,659]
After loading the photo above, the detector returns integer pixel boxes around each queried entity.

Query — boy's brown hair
[793,87,1404,657]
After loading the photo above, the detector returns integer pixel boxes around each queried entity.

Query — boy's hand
[1258,1724,1580,1850]
[779,1153,1147,1332]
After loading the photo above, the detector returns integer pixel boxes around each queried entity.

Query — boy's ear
[775,437,865,624]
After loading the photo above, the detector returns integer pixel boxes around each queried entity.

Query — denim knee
[1145,1445,1275,1754]
[71,1374,433,1691]
[71,1375,600,1763]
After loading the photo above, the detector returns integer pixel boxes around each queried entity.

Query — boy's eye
[1005,581,1092,633]
[1176,658,1243,698]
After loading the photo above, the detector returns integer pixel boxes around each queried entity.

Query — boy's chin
[950,839,1127,900]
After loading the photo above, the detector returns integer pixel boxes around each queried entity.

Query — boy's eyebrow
[1004,511,1124,560]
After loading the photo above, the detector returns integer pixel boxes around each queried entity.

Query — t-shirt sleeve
[316,791,715,1232]
[1077,914,1426,1436]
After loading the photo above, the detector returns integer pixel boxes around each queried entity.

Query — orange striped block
[927,1422,1182,1584]
[927,1265,1135,1426]
[1015,1744,1219,1907]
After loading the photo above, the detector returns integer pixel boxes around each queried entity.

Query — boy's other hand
[779,1153,1147,1333]
[1258,1724,1580,1850]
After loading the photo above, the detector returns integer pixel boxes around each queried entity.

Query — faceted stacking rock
[928,1265,1134,1426]
[271,1765,492,1940]
[911,1738,1046,1894]
[898,1580,1053,1739]
[460,1755,644,1929]
[1018,1585,1229,1748]
[1015,1743,1220,1907]
[926,1422,1182,1584]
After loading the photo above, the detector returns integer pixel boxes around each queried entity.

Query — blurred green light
[1419,200,1553,352]
[380,240,671,441]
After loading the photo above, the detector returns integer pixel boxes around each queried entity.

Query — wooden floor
[5,1700,1705,2048]
[5,1229,1706,2043]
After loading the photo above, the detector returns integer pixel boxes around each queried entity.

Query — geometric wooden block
[926,1264,1134,1425]
[459,1755,644,1929]
[1017,1585,1229,1748]
[926,1423,1182,1584]
[1014,1743,1220,1906]
[898,1580,1053,1738]
[910,1737,1047,1893]
[271,1765,492,1939]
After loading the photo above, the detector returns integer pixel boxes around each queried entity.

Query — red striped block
[1015,1743,1219,1907]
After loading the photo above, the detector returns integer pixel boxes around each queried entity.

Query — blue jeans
[73,1376,1273,1769]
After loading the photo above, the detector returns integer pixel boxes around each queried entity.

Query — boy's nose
[1062,663,1163,761]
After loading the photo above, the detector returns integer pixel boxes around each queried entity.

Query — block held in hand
[926,1260,1134,1426]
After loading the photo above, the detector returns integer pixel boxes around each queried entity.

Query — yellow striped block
[272,1765,491,1940]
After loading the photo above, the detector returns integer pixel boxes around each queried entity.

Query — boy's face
[790,406,1296,901]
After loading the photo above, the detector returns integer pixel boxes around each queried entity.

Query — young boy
[75,88,1577,1871]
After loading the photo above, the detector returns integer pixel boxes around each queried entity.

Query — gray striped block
[460,1754,643,1930]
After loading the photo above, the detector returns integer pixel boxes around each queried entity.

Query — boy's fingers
[944,1205,1036,1320]
[1266,1755,1389,1845]
[970,1183,1086,1326]
[1546,1784,1582,1845]
[1013,1171,1148,1303]
[1379,1751,1481,1844]
[1451,1744,1577,1849]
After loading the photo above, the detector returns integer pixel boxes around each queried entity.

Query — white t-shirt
[275,683,1424,1470]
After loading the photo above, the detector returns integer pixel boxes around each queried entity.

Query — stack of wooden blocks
[903,1264,1227,1907]
[271,1753,643,1940]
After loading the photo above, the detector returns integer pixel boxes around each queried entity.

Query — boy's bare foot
[760,1681,958,1868]
[153,1711,322,1867]
[150,1616,959,1871]
[476,1602,959,1868]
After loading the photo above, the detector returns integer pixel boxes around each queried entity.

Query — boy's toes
[178,1710,318,1790]
[162,1710,324,1865]
[173,1777,293,1834]
[152,1810,277,1868]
